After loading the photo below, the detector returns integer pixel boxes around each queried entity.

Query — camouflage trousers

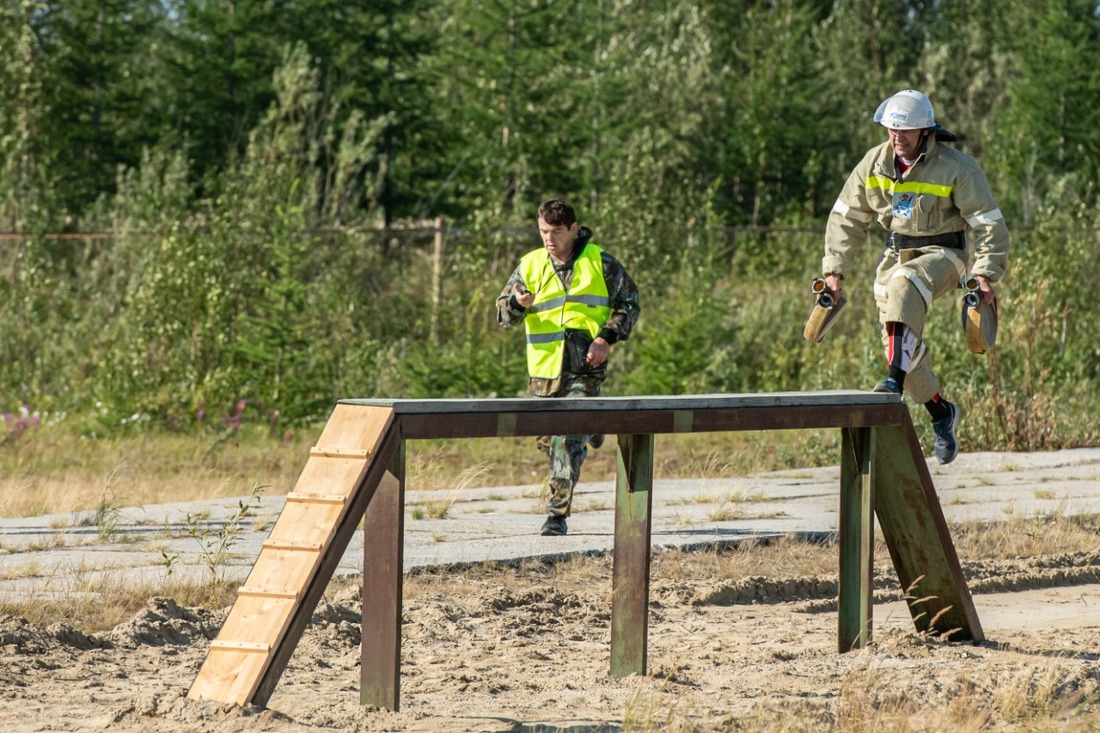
[535,374,603,517]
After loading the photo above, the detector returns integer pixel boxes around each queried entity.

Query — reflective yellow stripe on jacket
[520,245,611,379]
[866,176,955,198]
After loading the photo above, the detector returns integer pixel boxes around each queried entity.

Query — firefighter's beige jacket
[822,135,1009,282]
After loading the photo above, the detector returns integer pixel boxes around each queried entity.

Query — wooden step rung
[210,640,270,653]
[262,539,324,552]
[309,446,370,459]
[284,492,348,505]
[238,586,299,600]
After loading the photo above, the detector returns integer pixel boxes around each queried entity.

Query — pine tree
[0,0,51,228]
[34,0,168,216]
[995,0,1100,219]
[283,0,438,226]
[157,0,288,186]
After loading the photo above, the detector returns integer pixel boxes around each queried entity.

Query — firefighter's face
[888,127,927,160]
[538,218,578,263]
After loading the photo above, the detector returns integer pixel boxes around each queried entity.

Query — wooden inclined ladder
[187,404,399,706]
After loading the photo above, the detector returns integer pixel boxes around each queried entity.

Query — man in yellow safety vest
[497,198,640,535]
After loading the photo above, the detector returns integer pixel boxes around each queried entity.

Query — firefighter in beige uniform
[821,90,1009,464]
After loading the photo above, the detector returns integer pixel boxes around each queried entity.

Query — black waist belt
[885,231,966,251]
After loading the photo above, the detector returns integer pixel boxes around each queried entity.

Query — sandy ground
[1,548,1099,732]
[3,448,1100,731]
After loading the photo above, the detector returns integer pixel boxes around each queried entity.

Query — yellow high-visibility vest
[519,244,611,379]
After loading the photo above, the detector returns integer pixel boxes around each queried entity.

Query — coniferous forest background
[1,0,1098,452]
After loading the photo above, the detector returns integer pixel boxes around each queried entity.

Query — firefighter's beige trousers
[873,247,966,403]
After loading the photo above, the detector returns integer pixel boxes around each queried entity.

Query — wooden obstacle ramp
[187,404,397,706]
[186,392,982,710]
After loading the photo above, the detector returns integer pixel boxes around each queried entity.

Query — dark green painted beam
[872,424,983,642]
[838,427,875,651]
[610,434,655,678]
[360,445,406,710]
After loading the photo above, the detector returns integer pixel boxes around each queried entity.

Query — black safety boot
[540,514,568,536]
[931,401,960,465]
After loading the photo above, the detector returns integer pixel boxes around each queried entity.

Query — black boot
[540,514,568,536]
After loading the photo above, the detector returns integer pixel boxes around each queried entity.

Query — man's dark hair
[538,198,576,227]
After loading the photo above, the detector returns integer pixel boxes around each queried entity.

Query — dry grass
[0,425,315,518]
[0,423,840,518]
[3,511,1090,635]
[382,512,1100,616]
[951,512,1100,558]
[0,575,238,632]
[0,561,43,581]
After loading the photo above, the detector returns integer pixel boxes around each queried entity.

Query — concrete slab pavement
[1,448,1099,600]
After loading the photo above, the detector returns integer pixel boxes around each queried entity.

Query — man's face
[888,127,927,160]
[538,217,578,263]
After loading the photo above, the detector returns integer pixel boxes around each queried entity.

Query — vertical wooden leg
[838,427,874,652]
[360,443,405,709]
[610,433,654,678]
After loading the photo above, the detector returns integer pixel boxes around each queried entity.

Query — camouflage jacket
[496,227,641,397]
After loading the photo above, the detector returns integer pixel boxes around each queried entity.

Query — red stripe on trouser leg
[884,322,917,372]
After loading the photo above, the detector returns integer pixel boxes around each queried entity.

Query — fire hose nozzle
[811,278,835,309]
[963,275,982,307]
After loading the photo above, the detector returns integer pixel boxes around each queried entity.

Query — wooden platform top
[337,391,906,439]
[339,390,900,414]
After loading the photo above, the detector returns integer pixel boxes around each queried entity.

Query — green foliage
[394,329,526,399]
[158,0,288,184]
[619,231,738,396]
[0,1,51,229]
[0,0,1099,456]
[424,0,607,217]
[35,0,166,214]
[992,0,1100,223]
[69,488,123,541]
[706,0,836,224]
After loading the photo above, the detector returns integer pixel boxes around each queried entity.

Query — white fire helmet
[873,90,936,130]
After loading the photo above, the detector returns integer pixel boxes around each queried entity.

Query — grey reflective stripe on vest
[567,294,610,307]
[526,331,566,344]
[527,295,568,314]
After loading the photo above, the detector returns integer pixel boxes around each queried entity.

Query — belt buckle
[887,233,920,264]
[886,233,902,259]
